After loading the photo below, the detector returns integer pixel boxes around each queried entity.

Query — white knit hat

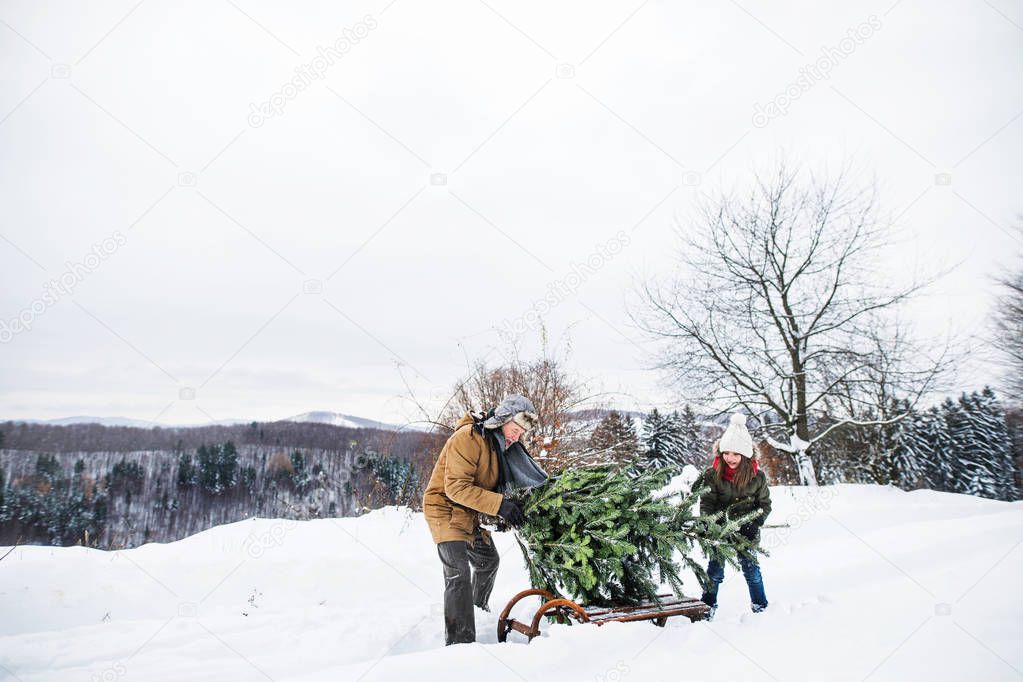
[718,413,754,459]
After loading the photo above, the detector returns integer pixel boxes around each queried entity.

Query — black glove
[497,498,525,528]
[739,522,760,541]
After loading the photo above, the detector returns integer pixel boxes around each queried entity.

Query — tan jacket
[423,412,504,543]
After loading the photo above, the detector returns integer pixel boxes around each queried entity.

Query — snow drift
[1,484,1021,681]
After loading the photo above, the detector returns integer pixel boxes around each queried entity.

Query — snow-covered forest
[0,420,440,548]
[2,386,1019,551]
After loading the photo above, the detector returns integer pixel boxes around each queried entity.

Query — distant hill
[12,410,429,432]
[279,411,431,432]
[20,415,251,428]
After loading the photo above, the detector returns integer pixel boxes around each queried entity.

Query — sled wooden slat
[497,589,711,643]
[583,596,710,623]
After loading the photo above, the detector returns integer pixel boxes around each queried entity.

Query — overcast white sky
[1,0,1021,427]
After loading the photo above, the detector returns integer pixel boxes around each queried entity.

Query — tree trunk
[795,448,819,486]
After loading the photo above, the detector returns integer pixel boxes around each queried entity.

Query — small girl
[696,413,772,619]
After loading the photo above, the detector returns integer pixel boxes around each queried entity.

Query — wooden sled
[496,588,711,643]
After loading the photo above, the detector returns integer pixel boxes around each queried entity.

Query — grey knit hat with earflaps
[482,394,539,432]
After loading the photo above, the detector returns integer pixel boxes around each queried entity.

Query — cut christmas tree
[511,464,763,607]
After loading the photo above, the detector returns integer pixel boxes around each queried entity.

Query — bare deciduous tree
[993,221,1023,401]
[399,332,597,472]
[634,161,949,485]
[440,350,593,473]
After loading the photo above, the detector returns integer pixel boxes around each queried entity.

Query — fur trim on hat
[482,394,538,431]
[511,411,538,431]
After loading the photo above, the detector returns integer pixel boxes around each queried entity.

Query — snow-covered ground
[2,484,1021,681]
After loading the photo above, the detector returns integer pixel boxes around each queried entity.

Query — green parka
[695,440,772,537]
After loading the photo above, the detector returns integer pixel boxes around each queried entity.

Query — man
[422,394,539,645]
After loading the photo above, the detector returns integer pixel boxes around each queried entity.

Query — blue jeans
[702,555,768,610]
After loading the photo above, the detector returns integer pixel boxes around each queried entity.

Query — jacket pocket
[448,505,475,534]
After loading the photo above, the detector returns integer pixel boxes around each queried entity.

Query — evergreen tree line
[0,454,109,546]
[816,387,1020,501]
[582,388,1021,501]
[176,441,241,494]
[585,406,709,474]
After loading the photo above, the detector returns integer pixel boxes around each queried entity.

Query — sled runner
[496,588,711,643]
